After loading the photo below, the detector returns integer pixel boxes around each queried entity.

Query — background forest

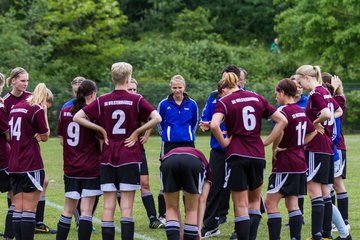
[0,0,359,132]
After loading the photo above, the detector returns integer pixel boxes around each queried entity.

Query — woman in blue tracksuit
[157,74,199,221]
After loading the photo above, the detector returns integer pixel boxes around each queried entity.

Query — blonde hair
[170,75,186,87]
[27,83,49,106]
[218,72,238,92]
[0,73,4,86]
[111,62,132,85]
[296,65,322,84]
[46,88,54,104]
[6,67,28,88]
[130,78,138,85]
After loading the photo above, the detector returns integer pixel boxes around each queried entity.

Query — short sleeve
[33,108,48,134]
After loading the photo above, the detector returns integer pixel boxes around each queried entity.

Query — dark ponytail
[71,80,97,114]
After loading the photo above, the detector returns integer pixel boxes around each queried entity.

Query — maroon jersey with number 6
[3,91,32,116]
[58,106,101,178]
[305,86,339,154]
[334,95,346,150]
[8,101,48,172]
[82,90,155,167]
[214,89,277,160]
[0,103,10,170]
[273,103,315,173]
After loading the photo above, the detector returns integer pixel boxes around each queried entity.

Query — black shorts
[64,175,102,200]
[224,156,265,192]
[162,141,195,156]
[140,150,149,176]
[10,170,45,195]
[305,151,334,184]
[0,169,11,193]
[267,172,307,196]
[337,150,347,179]
[160,154,205,194]
[100,164,141,192]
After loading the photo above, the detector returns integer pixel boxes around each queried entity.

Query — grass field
[0,135,359,239]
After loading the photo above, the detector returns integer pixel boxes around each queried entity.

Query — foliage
[274,0,360,82]
[344,90,360,133]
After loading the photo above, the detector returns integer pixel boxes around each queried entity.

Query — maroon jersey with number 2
[214,89,277,160]
[82,90,155,167]
[8,101,48,172]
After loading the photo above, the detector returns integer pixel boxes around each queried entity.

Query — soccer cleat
[229,231,237,240]
[35,224,57,234]
[149,219,165,229]
[201,227,220,238]
[0,232,4,236]
[218,215,227,225]
[158,216,166,225]
[334,234,352,240]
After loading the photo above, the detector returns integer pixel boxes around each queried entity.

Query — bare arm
[334,106,343,119]
[304,130,317,145]
[197,181,211,238]
[263,111,288,146]
[38,105,50,142]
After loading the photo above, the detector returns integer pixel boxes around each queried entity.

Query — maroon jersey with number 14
[8,101,48,172]
[82,90,155,167]
[214,89,277,160]
[58,106,101,178]
[273,103,315,173]
[3,91,32,116]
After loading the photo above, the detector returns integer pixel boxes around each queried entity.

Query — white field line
[46,200,155,240]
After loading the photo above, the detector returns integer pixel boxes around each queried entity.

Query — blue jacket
[297,94,308,111]
[201,90,226,151]
[157,93,198,142]
[62,98,74,109]
[333,117,341,161]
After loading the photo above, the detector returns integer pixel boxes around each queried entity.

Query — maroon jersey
[214,89,277,160]
[82,90,155,167]
[273,103,316,173]
[8,101,48,172]
[3,91,32,116]
[0,103,10,170]
[334,95,346,150]
[305,86,339,154]
[58,106,101,178]
[160,147,212,183]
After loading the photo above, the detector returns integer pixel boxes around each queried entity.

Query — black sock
[289,210,302,240]
[165,220,180,240]
[78,216,93,240]
[235,215,250,240]
[12,211,22,240]
[267,212,281,240]
[121,217,135,240]
[158,192,166,217]
[21,211,36,240]
[323,195,332,238]
[330,189,336,205]
[142,192,157,222]
[56,215,72,240]
[298,195,305,215]
[36,197,45,226]
[4,205,14,238]
[101,221,115,240]
[249,209,262,240]
[337,192,349,225]
[184,224,198,240]
[311,197,324,240]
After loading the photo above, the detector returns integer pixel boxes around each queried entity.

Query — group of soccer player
[0,62,351,240]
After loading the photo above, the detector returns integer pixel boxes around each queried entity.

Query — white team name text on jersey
[292,112,306,119]
[10,108,28,114]
[231,97,259,105]
[104,100,133,106]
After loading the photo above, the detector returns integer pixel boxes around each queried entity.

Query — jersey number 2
[112,110,126,134]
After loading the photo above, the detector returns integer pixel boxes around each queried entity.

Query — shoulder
[209,90,219,99]
[3,92,11,101]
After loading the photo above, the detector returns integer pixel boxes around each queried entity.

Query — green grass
[1,135,359,239]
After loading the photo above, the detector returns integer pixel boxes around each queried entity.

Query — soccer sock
[249,209,262,240]
[101,221,115,240]
[267,212,281,240]
[12,211,22,240]
[235,215,250,240]
[36,195,46,226]
[56,215,72,240]
[288,210,302,240]
[121,217,134,240]
[4,205,15,238]
[331,189,336,205]
[337,192,349,224]
[298,195,305,215]
[311,196,324,240]
[165,220,180,240]
[142,192,157,222]
[78,216,93,240]
[158,191,166,217]
[184,224,198,240]
[21,211,36,240]
[323,195,333,238]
